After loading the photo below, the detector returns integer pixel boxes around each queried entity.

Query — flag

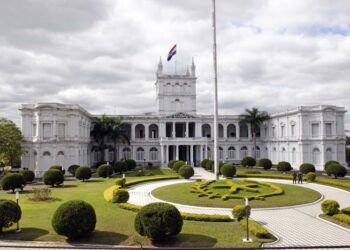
[167,44,176,61]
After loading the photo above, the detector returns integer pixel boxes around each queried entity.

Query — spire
[191,57,196,77]
[157,56,163,76]
[186,64,190,76]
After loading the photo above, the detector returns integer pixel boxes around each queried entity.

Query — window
[282,148,286,161]
[58,123,65,139]
[272,126,276,137]
[256,146,260,159]
[312,148,320,165]
[326,148,333,162]
[281,125,285,137]
[136,147,144,161]
[43,123,52,139]
[122,147,131,160]
[228,146,236,159]
[311,124,319,137]
[150,147,158,161]
[264,126,268,137]
[240,146,248,158]
[43,151,51,156]
[292,148,296,163]
[219,147,224,160]
[32,124,37,137]
[291,124,295,137]
[325,123,332,137]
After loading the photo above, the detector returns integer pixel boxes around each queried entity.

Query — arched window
[292,148,296,163]
[57,151,64,156]
[282,148,286,161]
[202,124,211,138]
[135,124,145,139]
[240,146,248,158]
[240,124,249,138]
[256,146,260,159]
[273,147,277,162]
[219,147,224,160]
[227,124,236,138]
[228,146,236,159]
[122,147,131,160]
[326,148,333,162]
[43,151,51,156]
[149,124,159,139]
[312,148,321,165]
[136,147,144,161]
[150,147,158,161]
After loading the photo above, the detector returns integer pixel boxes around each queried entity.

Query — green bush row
[333,213,350,225]
[239,219,271,239]
[124,176,180,187]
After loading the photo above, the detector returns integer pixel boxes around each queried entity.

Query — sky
[0,0,349,131]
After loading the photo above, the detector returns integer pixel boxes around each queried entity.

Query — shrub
[43,169,64,187]
[168,160,177,169]
[97,164,113,178]
[305,172,316,182]
[173,160,186,172]
[333,213,350,225]
[68,165,80,176]
[325,163,347,178]
[258,158,272,170]
[75,166,92,181]
[232,205,250,221]
[321,200,340,216]
[201,159,209,168]
[0,199,21,233]
[324,160,340,171]
[113,161,127,174]
[21,170,35,183]
[239,219,270,238]
[50,165,65,175]
[125,159,137,171]
[277,161,292,172]
[112,188,129,203]
[115,178,126,187]
[52,200,96,239]
[241,156,256,167]
[205,160,215,171]
[30,187,52,201]
[341,207,350,215]
[220,163,236,178]
[178,165,194,179]
[299,163,316,174]
[0,173,26,192]
[134,202,183,242]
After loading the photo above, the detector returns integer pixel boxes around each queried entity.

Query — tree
[346,147,350,166]
[0,118,23,166]
[239,108,270,159]
[109,117,130,163]
[90,115,111,162]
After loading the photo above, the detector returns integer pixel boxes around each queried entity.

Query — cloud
[0,0,349,131]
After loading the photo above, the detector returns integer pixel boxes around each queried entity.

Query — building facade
[20,59,347,175]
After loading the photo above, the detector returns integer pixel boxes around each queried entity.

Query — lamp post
[15,190,21,233]
[243,197,252,242]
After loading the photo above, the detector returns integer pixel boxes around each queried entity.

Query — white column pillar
[205,145,208,159]
[160,145,164,165]
[172,122,175,138]
[166,145,169,163]
[190,145,193,165]
[145,124,149,140]
[248,124,252,140]
[176,145,179,160]
[186,122,189,138]
[236,123,240,140]
[131,123,135,141]
[223,123,227,140]
[200,145,203,162]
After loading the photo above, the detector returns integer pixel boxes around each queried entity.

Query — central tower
[155,58,197,115]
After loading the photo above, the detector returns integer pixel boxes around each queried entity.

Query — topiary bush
[168,160,178,169]
[220,163,236,178]
[178,165,194,179]
[113,161,127,174]
[115,178,126,187]
[21,170,35,183]
[0,199,21,233]
[125,159,136,171]
[232,205,250,221]
[97,164,113,178]
[201,159,209,168]
[277,161,292,172]
[75,166,92,181]
[52,200,96,239]
[325,163,347,178]
[68,165,80,176]
[43,169,64,187]
[341,207,350,215]
[112,188,129,203]
[50,165,65,175]
[258,158,272,170]
[299,163,316,174]
[173,160,186,172]
[0,173,26,192]
[134,202,183,242]
[324,160,340,171]
[241,156,256,167]
[305,172,316,182]
[321,199,340,216]
[205,160,215,171]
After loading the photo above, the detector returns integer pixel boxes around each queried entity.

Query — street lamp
[15,190,21,233]
[243,197,252,242]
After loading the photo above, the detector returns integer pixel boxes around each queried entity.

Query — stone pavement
[128,167,350,248]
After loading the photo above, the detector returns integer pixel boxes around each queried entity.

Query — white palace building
[20,59,347,175]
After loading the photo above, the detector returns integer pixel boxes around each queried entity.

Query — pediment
[166,112,197,119]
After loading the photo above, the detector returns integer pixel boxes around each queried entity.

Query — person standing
[298,172,303,184]
[293,171,297,184]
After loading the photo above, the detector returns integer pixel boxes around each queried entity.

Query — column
[131,123,135,141]
[190,145,193,165]
[186,145,189,163]
[160,145,164,164]
[186,122,189,138]
[236,122,240,140]
[223,123,227,140]
[145,124,149,140]
[166,145,169,163]
[200,145,203,162]
[248,124,252,140]
[176,145,179,160]
[172,122,175,138]
[205,145,208,159]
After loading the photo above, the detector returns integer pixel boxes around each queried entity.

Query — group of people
[292,171,304,184]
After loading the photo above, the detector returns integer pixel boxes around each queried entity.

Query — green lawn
[152,181,321,208]
[0,169,272,247]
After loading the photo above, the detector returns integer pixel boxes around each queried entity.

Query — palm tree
[109,117,130,163]
[239,107,270,160]
[90,114,111,162]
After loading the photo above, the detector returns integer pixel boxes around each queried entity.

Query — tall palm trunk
[252,131,257,160]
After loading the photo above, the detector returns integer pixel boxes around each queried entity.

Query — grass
[319,214,350,230]
[0,168,272,247]
[152,181,321,208]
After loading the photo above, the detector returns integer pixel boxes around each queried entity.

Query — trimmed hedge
[97,164,113,178]
[173,160,186,172]
[315,177,350,191]
[341,207,350,215]
[134,202,183,241]
[178,165,194,179]
[321,200,340,216]
[49,165,65,175]
[75,166,92,181]
[258,158,272,170]
[277,161,292,172]
[21,170,35,183]
[305,172,316,182]
[239,219,271,239]
[51,200,96,239]
[125,159,137,171]
[205,160,215,171]
[68,165,80,176]
[1,173,26,192]
[43,169,64,187]
[299,163,315,174]
[113,161,127,174]
[325,163,347,178]
[201,159,209,168]
[0,199,22,233]
[118,202,141,212]
[220,163,236,178]
[112,188,129,203]
[232,205,250,221]
[324,160,340,170]
[333,213,350,225]
[168,160,178,169]
[241,156,256,167]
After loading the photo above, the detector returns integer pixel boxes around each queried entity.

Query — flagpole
[212,0,219,181]
[175,45,177,75]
